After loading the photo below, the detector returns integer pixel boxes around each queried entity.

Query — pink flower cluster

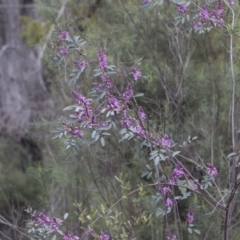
[99,229,110,240]
[177,4,188,13]
[166,230,177,240]
[193,3,224,29]
[57,29,69,55]
[31,212,62,232]
[63,231,79,240]
[73,60,88,69]
[166,197,174,208]
[162,186,171,195]
[131,67,142,81]
[58,45,68,55]
[161,134,171,148]
[187,207,194,224]
[65,50,171,149]
[58,30,69,40]
[206,163,218,177]
[170,164,185,184]
[98,50,108,70]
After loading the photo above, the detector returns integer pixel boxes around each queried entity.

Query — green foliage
[0,137,47,212]
[36,0,240,238]
[2,0,240,239]
[20,16,50,46]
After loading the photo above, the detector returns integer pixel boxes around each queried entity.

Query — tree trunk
[0,0,49,136]
[0,1,49,239]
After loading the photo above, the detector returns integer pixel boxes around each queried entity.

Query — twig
[38,0,69,63]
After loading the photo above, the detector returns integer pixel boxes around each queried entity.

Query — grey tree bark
[0,0,49,136]
[0,1,50,239]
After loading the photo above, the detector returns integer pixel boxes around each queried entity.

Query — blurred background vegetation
[1,0,240,239]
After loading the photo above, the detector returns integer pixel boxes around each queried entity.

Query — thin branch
[38,0,69,63]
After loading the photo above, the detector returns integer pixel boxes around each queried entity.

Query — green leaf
[237,173,240,181]
[119,133,130,142]
[51,235,57,240]
[146,164,152,170]
[154,156,160,166]
[134,93,144,97]
[106,111,111,118]
[172,151,181,157]
[52,134,60,140]
[156,207,165,217]
[188,228,193,234]
[150,150,158,155]
[171,0,187,4]
[57,229,64,235]
[92,130,97,138]
[147,171,152,179]
[227,152,236,158]
[64,213,69,220]
[100,137,105,146]
[101,132,111,136]
[179,186,187,195]
[193,229,201,234]
[63,104,78,111]
[141,171,148,178]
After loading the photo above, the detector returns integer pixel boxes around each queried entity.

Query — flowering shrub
[24,0,240,239]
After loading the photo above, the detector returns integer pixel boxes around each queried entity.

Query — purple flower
[167,234,177,240]
[100,229,110,240]
[85,229,95,236]
[193,3,225,29]
[72,91,90,105]
[63,231,79,240]
[123,84,133,103]
[195,183,204,191]
[166,230,177,240]
[172,164,184,178]
[34,212,51,226]
[58,46,68,55]
[100,234,110,240]
[101,122,109,127]
[206,163,218,177]
[107,96,120,112]
[143,0,150,3]
[73,60,88,69]
[166,198,173,208]
[101,74,113,89]
[72,92,93,126]
[170,164,185,183]
[131,67,142,81]
[51,217,62,230]
[193,22,202,29]
[138,106,147,120]
[177,4,188,13]
[120,118,132,128]
[163,187,171,195]
[58,30,69,40]
[31,212,62,232]
[200,5,210,21]
[98,50,107,70]
[70,128,84,137]
[135,124,143,134]
[161,134,171,148]
[187,207,194,224]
